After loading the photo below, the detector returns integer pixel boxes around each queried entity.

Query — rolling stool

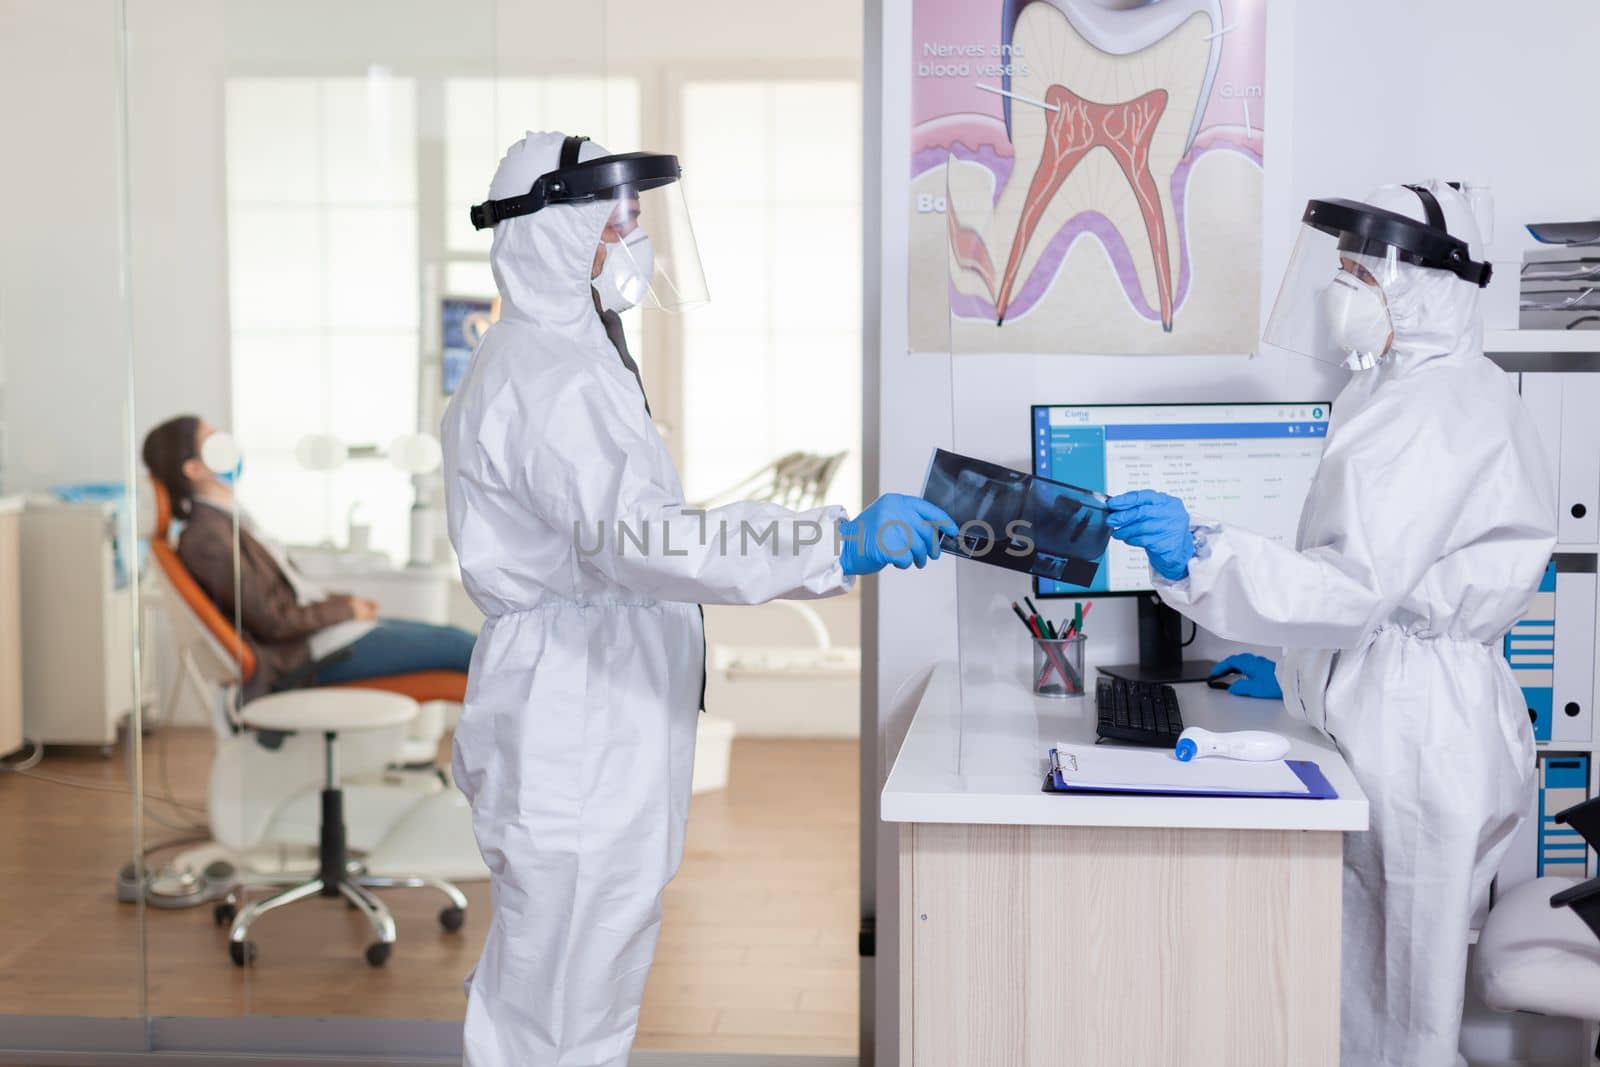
[216,688,469,967]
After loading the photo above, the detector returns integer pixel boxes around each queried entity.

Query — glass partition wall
[0,0,866,1059]
[126,0,512,1053]
[0,0,148,1052]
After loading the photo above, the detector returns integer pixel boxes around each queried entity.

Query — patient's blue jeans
[314,620,476,683]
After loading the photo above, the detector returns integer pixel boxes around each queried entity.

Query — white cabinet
[0,499,22,757]
[19,500,152,749]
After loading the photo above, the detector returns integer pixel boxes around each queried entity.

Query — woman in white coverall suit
[1107,180,1556,1067]
[441,131,952,1067]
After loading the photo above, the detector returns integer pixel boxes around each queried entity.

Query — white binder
[1521,373,1600,544]
[1519,373,1562,529]
[1552,564,1596,743]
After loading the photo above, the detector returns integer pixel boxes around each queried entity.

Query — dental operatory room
[7,1,1600,1065]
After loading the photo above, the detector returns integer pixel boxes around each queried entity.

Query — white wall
[0,2,234,495]
[1,0,863,490]
[0,0,136,491]
[126,2,232,449]
[865,1,1600,1063]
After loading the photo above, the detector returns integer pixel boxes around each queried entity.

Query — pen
[1015,601,1072,687]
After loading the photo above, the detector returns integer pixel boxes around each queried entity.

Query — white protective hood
[487,132,614,336]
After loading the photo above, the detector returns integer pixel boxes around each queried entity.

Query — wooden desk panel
[901,823,1342,1067]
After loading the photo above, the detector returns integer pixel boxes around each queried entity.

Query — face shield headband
[1304,186,1493,289]
[469,135,684,231]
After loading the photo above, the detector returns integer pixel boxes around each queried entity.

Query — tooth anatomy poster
[910,0,1267,355]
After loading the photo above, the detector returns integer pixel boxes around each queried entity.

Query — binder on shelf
[1499,753,1592,893]
[1519,373,1600,544]
[1519,373,1562,529]
[1498,753,1592,891]
[1539,755,1592,878]
[1551,556,1596,744]
[1504,560,1556,742]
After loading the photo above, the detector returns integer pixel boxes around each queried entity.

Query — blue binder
[1504,560,1556,742]
[1043,748,1338,800]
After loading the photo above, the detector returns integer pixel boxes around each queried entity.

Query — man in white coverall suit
[442,130,954,1066]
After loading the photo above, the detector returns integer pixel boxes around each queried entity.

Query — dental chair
[1474,796,1600,1059]
[146,480,487,966]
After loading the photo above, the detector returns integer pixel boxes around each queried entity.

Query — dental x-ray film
[920,448,1111,586]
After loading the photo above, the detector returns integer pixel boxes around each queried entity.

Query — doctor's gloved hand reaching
[838,494,957,575]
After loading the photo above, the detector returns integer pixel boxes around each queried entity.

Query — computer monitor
[1031,401,1331,681]
[441,295,495,396]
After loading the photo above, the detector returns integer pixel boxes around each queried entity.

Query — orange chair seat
[336,671,467,704]
[148,479,467,705]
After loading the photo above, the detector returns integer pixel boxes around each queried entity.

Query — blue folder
[1043,748,1338,800]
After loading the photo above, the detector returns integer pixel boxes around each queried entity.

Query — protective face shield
[470,134,708,311]
[593,230,655,313]
[1264,184,1492,369]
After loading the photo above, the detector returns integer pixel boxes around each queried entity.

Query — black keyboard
[1096,676,1185,747]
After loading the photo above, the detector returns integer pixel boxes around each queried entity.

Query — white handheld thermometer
[1175,727,1291,763]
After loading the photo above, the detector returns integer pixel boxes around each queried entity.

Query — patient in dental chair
[143,415,475,699]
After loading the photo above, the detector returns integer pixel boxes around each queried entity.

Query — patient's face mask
[593,231,655,314]
[1319,271,1392,370]
[199,430,244,487]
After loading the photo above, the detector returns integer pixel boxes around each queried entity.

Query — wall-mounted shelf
[1486,329,1600,354]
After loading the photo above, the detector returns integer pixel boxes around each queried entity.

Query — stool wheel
[214,902,236,927]
[439,905,466,932]
[229,941,257,967]
[365,941,392,967]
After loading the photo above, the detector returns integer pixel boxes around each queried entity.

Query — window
[679,80,862,512]
[224,74,419,558]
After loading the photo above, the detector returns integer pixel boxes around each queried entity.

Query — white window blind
[679,80,862,512]
[224,74,419,559]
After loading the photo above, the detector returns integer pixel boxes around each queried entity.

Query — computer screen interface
[1032,402,1330,597]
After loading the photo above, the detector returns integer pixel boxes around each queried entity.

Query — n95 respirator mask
[593,232,655,314]
[1320,272,1392,370]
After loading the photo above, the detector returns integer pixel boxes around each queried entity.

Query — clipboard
[1043,746,1338,800]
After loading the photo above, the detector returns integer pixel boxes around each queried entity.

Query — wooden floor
[0,729,859,1055]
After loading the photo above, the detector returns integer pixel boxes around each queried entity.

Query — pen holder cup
[1032,635,1086,699]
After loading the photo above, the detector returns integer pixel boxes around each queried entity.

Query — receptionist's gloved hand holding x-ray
[1107,180,1555,1067]
[442,131,948,1067]
[1105,489,1194,580]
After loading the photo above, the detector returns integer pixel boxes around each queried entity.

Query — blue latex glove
[1105,490,1195,581]
[839,495,958,576]
[1211,653,1282,700]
